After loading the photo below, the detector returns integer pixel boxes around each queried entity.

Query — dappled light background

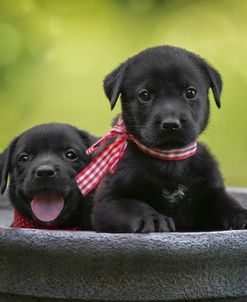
[0,0,246,186]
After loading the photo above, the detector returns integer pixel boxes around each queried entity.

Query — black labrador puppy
[91,45,247,232]
[0,123,96,230]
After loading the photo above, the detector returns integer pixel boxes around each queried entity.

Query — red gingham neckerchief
[75,116,197,196]
[12,209,80,230]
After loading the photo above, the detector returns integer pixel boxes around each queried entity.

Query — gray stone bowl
[0,188,247,302]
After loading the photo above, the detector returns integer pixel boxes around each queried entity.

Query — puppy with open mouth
[0,123,96,230]
[77,45,247,233]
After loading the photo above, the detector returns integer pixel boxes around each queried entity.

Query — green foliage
[0,0,246,186]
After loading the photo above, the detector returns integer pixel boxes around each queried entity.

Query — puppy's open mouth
[31,192,64,222]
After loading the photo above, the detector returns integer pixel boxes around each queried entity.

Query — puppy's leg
[193,145,247,230]
[210,189,247,230]
[92,198,175,233]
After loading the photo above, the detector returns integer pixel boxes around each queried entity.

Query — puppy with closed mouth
[0,123,96,230]
[89,45,247,233]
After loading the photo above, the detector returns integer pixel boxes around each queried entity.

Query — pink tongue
[31,192,64,222]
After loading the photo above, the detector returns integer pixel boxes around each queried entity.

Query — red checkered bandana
[76,116,197,196]
[12,209,80,230]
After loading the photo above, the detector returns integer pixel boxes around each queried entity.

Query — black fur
[92,45,247,232]
[0,123,96,229]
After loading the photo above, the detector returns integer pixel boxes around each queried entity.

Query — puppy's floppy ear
[205,64,222,109]
[0,138,17,194]
[78,130,97,148]
[103,63,126,110]
[194,54,222,108]
[77,129,99,161]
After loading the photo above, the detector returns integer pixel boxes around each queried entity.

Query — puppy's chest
[157,163,193,208]
[162,184,188,206]
[160,182,193,211]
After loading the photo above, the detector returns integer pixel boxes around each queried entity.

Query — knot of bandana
[75,116,197,196]
[76,116,130,196]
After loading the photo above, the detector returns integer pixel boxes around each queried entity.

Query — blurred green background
[0,0,246,186]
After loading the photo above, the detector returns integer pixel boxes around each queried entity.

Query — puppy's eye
[18,153,30,165]
[186,87,197,99]
[65,150,78,161]
[138,89,151,102]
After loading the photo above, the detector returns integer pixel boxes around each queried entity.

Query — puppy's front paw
[132,212,175,233]
[218,208,247,230]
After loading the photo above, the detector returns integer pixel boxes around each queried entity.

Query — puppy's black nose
[36,165,56,178]
[161,118,181,131]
